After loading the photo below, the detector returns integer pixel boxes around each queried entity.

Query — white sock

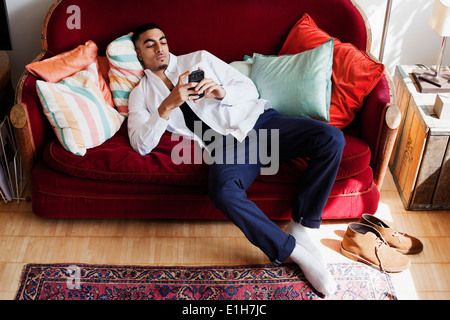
[285,220,325,265]
[290,243,337,296]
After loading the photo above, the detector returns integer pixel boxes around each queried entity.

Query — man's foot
[285,219,324,265]
[290,243,337,296]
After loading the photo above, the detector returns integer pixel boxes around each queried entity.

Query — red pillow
[279,14,385,129]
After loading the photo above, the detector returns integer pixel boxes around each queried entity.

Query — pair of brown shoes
[340,214,423,273]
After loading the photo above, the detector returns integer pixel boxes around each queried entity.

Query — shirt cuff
[219,85,235,106]
[150,111,169,135]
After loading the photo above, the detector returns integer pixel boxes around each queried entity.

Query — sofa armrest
[10,102,34,178]
[360,69,399,189]
[10,52,54,177]
[373,103,400,187]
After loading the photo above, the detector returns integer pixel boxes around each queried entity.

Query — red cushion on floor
[44,124,371,185]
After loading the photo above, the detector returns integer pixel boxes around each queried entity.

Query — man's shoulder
[178,50,216,62]
[130,73,150,98]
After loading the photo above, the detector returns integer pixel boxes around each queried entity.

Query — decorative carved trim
[350,0,373,52]
[10,104,27,129]
[41,0,63,53]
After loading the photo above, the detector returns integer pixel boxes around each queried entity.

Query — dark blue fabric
[207,109,345,265]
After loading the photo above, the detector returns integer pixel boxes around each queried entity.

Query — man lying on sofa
[127,23,345,297]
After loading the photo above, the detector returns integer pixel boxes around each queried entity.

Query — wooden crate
[390,66,450,210]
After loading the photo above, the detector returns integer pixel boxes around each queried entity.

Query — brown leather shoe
[359,214,423,254]
[341,223,411,273]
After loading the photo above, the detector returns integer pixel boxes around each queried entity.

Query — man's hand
[192,68,226,103]
[158,71,199,120]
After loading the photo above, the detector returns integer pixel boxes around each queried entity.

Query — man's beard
[158,64,168,71]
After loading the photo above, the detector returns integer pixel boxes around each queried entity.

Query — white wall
[355,0,449,75]
[5,0,450,87]
[5,0,55,86]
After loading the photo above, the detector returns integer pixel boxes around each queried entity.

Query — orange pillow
[97,56,111,84]
[279,14,385,129]
[26,40,114,108]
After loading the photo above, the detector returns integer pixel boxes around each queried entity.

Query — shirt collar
[166,53,177,74]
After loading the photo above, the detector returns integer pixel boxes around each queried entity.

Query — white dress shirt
[127,50,270,155]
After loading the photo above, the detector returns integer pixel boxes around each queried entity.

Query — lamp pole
[379,0,393,62]
[434,36,447,76]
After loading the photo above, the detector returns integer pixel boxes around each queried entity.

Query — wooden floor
[0,171,449,300]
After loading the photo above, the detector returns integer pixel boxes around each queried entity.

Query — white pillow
[36,63,125,156]
[106,33,144,116]
[229,60,253,77]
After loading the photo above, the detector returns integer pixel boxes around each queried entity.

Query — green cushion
[250,38,334,121]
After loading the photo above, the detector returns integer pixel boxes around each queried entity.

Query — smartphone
[188,70,205,99]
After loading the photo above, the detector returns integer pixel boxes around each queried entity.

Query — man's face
[135,28,170,73]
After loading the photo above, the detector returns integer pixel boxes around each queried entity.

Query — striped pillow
[107,33,144,116]
[36,62,125,156]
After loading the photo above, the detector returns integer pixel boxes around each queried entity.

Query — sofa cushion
[106,33,144,116]
[26,40,114,108]
[279,13,385,129]
[43,123,371,186]
[250,38,334,121]
[36,63,125,156]
[230,60,252,77]
[258,135,370,184]
[44,124,210,185]
[32,159,378,220]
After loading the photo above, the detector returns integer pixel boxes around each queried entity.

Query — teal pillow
[250,38,334,121]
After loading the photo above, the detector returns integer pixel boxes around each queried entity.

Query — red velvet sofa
[11,0,400,220]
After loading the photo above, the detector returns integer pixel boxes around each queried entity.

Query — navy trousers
[207,109,345,265]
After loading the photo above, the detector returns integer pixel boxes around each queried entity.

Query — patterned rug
[15,262,396,300]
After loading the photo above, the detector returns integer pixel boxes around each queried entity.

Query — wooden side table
[0,51,14,120]
[390,65,450,210]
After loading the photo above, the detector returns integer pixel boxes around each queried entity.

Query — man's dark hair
[131,23,163,47]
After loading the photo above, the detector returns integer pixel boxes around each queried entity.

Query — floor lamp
[412,0,450,93]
